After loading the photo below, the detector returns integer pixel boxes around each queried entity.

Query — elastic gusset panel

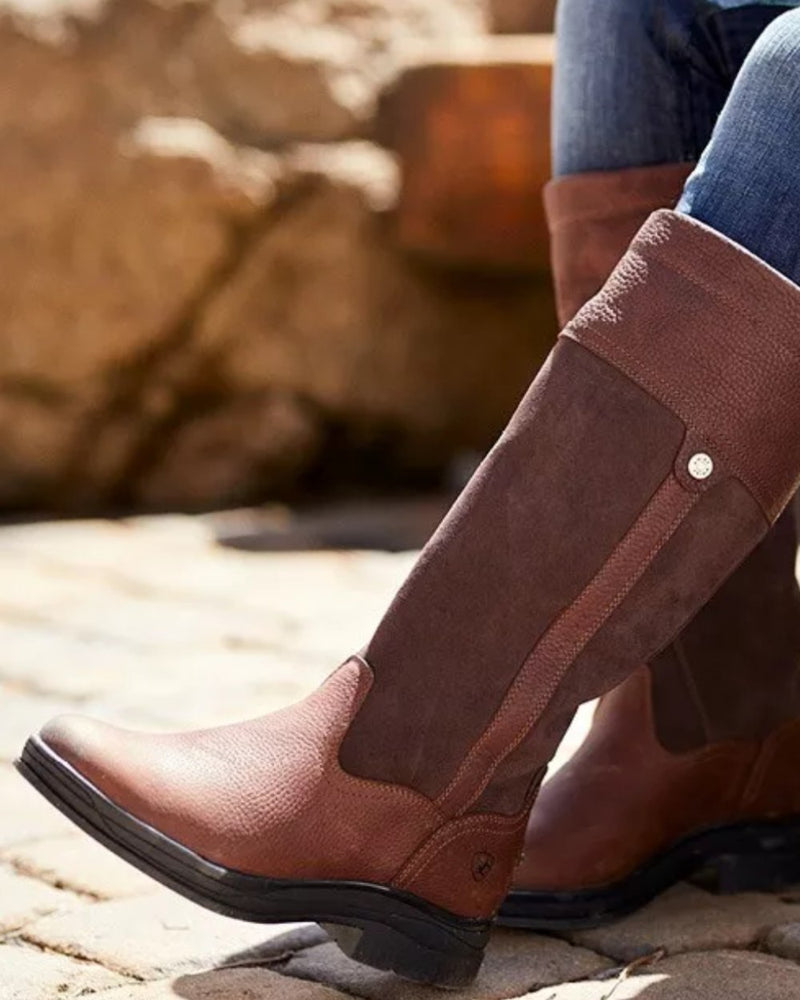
[651,506,800,752]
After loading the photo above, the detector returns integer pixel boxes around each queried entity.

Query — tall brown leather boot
[499,167,800,932]
[17,209,800,988]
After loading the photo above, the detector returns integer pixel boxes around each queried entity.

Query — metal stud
[688,452,714,481]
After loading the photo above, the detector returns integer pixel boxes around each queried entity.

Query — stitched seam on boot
[395,769,544,887]
[393,811,528,890]
[645,240,800,351]
[671,635,715,748]
[435,475,698,818]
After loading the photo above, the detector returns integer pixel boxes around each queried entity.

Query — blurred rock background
[0,0,557,513]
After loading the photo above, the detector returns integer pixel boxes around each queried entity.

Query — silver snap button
[688,453,714,481]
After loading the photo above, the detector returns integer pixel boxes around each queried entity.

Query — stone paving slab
[93,966,351,999]
[0,866,81,934]
[0,577,292,656]
[0,629,338,731]
[22,892,325,980]
[523,950,800,1000]
[275,930,612,1000]
[2,513,800,999]
[0,516,407,641]
[0,764,73,850]
[765,920,800,961]
[0,684,77,763]
[0,515,411,597]
[0,942,125,999]
[567,882,800,962]
[4,833,155,900]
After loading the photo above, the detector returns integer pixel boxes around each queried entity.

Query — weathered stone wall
[489,0,556,33]
[0,0,556,511]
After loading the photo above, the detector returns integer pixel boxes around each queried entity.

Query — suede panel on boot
[650,508,800,751]
[343,338,686,799]
[546,163,693,326]
[438,474,703,818]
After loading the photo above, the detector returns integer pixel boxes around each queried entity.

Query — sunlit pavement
[2,514,800,1000]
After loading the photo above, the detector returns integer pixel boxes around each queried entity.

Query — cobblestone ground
[3,513,800,999]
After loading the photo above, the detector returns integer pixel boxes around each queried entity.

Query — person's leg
[554,0,693,174]
[554,0,794,176]
[503,0,800,931]
[679,7,800,285]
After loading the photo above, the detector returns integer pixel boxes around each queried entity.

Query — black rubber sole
[15,736,490,989]
[498,815,800,930]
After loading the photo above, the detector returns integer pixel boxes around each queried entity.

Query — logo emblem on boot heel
[472,853,495,881]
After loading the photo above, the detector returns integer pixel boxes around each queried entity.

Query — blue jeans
[555,0,800,285]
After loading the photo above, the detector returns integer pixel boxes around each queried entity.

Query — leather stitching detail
[435,474,697,817]
[393,811,528,889]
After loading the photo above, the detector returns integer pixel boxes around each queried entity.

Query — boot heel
[322,917,486,989]
[704,850,800,894]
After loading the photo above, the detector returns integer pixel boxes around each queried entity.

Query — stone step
[490,0,557,34]
[377,35,554,272]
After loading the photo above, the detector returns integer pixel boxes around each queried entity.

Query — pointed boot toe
[39,714,112,766]
[31,714,158,825]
